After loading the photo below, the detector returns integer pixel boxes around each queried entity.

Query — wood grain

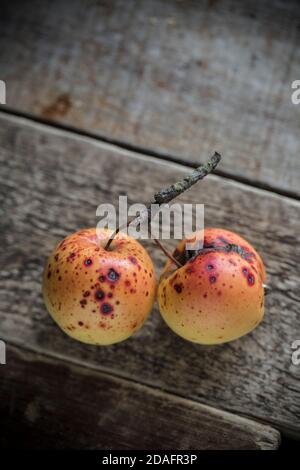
[0,0,299,195]
[0,345,280,449]
[0,112,299,437]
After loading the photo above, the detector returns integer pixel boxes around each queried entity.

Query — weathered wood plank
[0,0,299,195]
[0,345,280,449]
[0,112,299,436]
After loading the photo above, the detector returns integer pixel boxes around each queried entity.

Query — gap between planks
[2,334,285,441]
[0,106,300,204]
[4,340,281,450]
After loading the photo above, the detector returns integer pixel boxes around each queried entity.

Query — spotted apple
[43,228,156,345]
[157,228,266,344]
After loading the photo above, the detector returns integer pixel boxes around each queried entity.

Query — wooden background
[0,0,299,449]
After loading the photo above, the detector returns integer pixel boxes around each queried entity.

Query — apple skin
[157,228,266,345]
[43,228,156,345]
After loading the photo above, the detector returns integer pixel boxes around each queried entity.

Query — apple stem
[104,152,221,251]
[153,238,182,268]
[153,152,221,204]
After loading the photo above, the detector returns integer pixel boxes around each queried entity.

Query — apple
[157,228,266,344]
[43,228,156,345]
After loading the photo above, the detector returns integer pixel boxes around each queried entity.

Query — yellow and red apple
[157,228,266,344]
[43,228,156,345]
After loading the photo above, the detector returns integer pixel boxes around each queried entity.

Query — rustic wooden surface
[1,0,300,196]
[0,113,299,441]
[0,345,280,450]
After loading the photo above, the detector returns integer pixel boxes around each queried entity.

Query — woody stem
[104,152,221,251]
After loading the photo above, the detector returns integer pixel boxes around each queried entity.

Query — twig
[104,152,221,250]
[153,238,182,268]
[153,152,221,204]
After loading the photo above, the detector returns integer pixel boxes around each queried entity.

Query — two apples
[43,227,266,346]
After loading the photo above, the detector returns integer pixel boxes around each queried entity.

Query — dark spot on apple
[207,264,214,271]
[83,290,90,297]
[67,252,76,262]
[108,268,120,281]
[80,299,87,306]
[247,273,255,285]
[99,275,106,282]
[47,271,51,279]
[84,258,93,267]
[78,321,84,326]
[95,290,105,301]
[101,303,113,315]
[209,275,217,284]
[174,283,183,293]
